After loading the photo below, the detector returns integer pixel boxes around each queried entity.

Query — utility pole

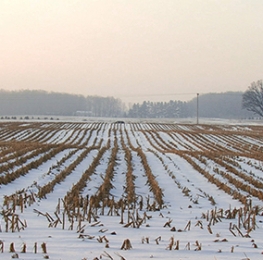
[196,93,199,124]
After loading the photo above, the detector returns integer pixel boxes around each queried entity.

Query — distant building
[75,111,93,117]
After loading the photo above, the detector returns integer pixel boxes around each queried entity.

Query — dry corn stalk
[207,224,213,234]
[142,237,149,244]
[115,252,126,260]
[166,236,174,250]
[185,242,190,250]
[194,240,202,251]
[34,242,37,254]
[174,240,179,250]
[97,236,109,244]
[0,240,4,253]
[184,220,191,231]
[100,251,113,260]
[121,239,132,250]
[164,219,172,228]
[195,220,203,229]
[10,242,15,253]
[21,243,26,253]
[11,253,19,258]
[41,242,47,254]
[155,236,161,245]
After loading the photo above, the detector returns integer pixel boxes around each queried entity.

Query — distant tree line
[0,90,124,117]
[126,100,191,118]
[0,89,256,119]
[127,92,254,119]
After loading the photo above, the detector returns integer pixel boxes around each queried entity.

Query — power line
[119,91,244,98]
[120,92,197,98]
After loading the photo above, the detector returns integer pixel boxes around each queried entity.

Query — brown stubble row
[37,145,97,199]
[64,143,109,208]
[95,131,118,202]
[119,127,136,204]
[138,124,263,204]
[0,142,53,173]
[124,126,165,208]
[134,147,164,207]
[0,240,48,258]
[0,144,67,185]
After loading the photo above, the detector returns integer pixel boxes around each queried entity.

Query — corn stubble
[0,122,263,258]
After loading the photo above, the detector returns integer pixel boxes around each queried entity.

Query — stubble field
[0,120,263,260]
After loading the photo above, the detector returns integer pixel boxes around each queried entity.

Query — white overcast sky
[1,0,263,103]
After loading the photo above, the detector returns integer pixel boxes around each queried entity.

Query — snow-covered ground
[0,119,263,260]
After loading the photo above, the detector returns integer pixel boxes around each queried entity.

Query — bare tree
[242,80,263,117]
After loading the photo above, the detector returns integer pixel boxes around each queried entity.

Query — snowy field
[0,119,263,260]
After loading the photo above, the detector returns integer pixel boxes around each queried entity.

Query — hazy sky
[1,0,263,103]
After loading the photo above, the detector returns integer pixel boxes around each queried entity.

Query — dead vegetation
[0,121,263,258]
